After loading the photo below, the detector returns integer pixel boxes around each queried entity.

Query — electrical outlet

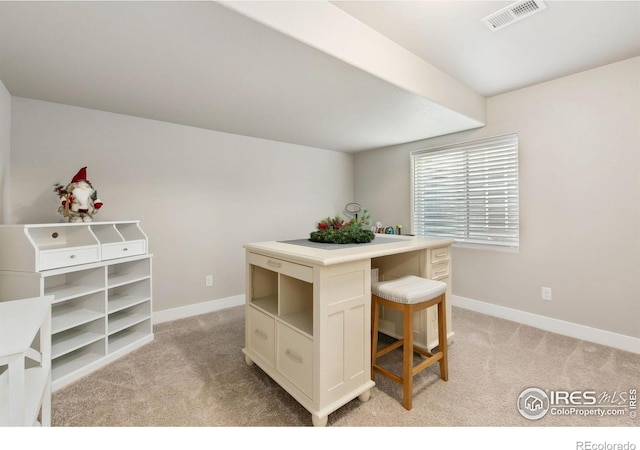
[541,287,552,301]
[206,275,213,287]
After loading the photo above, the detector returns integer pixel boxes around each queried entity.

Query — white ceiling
[333,1,640,97]
[0,1,638,153]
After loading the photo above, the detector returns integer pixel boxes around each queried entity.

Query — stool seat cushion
[372,275,446,304]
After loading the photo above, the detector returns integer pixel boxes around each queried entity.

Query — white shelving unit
[0,221,153,391]
[0,295,53,426]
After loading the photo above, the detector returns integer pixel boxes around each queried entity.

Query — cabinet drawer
[431,262,449,280]
[248,253,313,283]
[247,306,275,366]
[431,246,450,264]
[39,246,100,271]
[276,322,312,398]
[101,240,146,260]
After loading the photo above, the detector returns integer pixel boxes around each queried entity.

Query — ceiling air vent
[481,0,547,32]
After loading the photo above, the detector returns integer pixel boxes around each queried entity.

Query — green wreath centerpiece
[309,210,374,244]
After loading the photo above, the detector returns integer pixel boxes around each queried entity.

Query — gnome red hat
[71,167,88,184]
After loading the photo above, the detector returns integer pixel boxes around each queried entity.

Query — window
[411,133,519,247]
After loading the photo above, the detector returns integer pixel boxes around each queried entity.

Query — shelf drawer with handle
[430,262,449,281]
[101,240,146,260]
[247,306,275,367]
[429,245,450,281]
[430,246,450,265]
[39,245,100,271]
[276,322,312,398]
[248,253,313,283]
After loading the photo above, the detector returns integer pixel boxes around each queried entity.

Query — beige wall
[0,80,10,223]
[9,97,355,313]
[355,57,640,339]
[5,57,639,342]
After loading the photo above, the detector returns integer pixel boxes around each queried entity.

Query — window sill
[452,242,520,254]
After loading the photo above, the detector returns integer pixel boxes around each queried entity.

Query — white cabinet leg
[358,389,371,402]
[245,354,255,366]
[312,414,328,427]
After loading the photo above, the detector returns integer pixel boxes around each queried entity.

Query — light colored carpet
[51,305,639,427]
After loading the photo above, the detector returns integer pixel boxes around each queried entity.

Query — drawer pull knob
[123,248,128,252]
[254,329,268,340]
[285,349,303,364]
[69,254,76,259]
[267,260,282,268]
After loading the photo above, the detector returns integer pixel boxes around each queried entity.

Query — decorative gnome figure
[54,167,103,222]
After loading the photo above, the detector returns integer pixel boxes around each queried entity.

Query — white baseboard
[451,295,640,354]
[153,294,245,324]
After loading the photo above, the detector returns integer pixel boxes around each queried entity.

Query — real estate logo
[517,387,637,420]
[517,387,550,420]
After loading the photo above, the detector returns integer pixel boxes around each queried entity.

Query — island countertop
[244,234,455,266]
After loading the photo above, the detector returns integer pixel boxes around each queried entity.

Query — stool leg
[402,304,414,410]
[437,296,448,381]
[371,297,380,381]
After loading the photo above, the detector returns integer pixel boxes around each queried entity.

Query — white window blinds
[411,133,519,247]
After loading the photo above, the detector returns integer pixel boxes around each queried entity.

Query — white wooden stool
[371,275,448,410]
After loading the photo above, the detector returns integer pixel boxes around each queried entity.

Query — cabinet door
[276,322,312,398]
[247,306,275,366]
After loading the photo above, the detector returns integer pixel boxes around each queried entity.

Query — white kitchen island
[243,234,454,426]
